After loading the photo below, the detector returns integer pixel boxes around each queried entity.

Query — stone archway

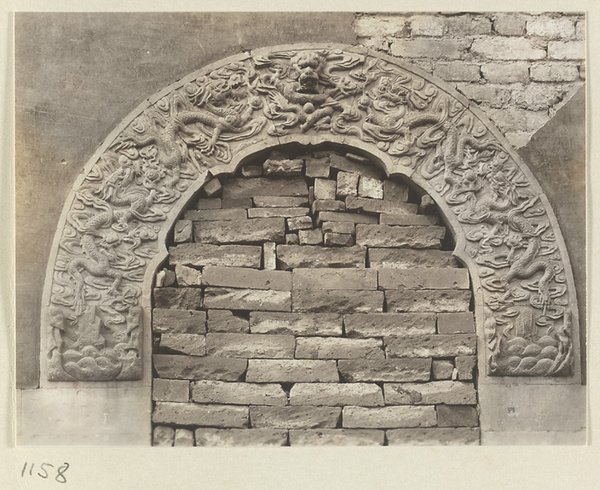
[38,44,581,444]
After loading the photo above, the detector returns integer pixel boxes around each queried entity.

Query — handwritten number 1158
[21,462,69,483]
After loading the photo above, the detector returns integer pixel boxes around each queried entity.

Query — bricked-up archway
[150,146,481,446]
[38,44,581,444]
[42,44,580,385]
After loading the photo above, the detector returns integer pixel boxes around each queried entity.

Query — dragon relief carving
[45,47,577,380]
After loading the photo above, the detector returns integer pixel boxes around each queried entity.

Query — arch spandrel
[42,43,579,382]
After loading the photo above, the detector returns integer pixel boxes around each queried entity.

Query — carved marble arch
[41,43,580,383]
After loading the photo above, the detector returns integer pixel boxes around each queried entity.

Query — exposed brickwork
[152,149,479,446]
[354,12,585,148]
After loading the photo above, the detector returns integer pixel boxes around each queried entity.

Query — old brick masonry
[151,149,479,446]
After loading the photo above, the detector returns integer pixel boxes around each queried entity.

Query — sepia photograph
[5,5,597,488]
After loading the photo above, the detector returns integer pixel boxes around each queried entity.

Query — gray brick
[206,333,295,358]
[338,359,432,383]
[329,153,382,179]
[354,15,410,38]
[263,157,304,176]
[153,402,248,428]
[248,207,309,219]
[290,429,384,446]
[311,199,346,213]
[207,309,249,333]
[481,62,530,83]
[527,17,575,39]
[204,287,291,312]
[194,218,285,244]
[384,381,477,405]
[385,334,477,358]
[446,15,492,36]
[222,198,252,209]
[159,333,206,356]
[174,429,194,447]
[358,176,384,199]
[191,380,287,405]
[317,211,378,226]
[336,171,359,198]
[548,41,585,60]
[153,354,247,381]
[386,428,480,445]
[471,37,546,60]
[293,268,377,290]
[391,38,470,59]
[305,157,331,178]
[432,360,454,380]
[250,406,341,429]
[246,359,339,383]
[222,177,308,199]
[153,378,189,402]
[379,213,439,226]
[295,337,384,360]
[346,196,418,215]
[410,15,446,37]
[437,405,479,427]
[196,198,221,209]
[383,180,409,202]
[250,312,343,337]
[169,243,262,268]
[493,14,526,36]
[342,406,437,429]
[292,289,384,314]
[174,219,193,243]
[153,308,206,334]
[202,178,222,197]
[314,178,337,200]
[174,264,202,287]
[456,356,477,381]
[253,196,309,208]
[385,290,471,313]
[289,383,384,407]
[434,62,481,82]
[287,216,313,231]
[368,248,458,269]
[322,221,355,235]
[356,224,445,248]
[202,266,291,290]
[153,426,174,447]
[344,313,437,337]
[378,268,470,290]
[276,245,365,270]
[184,208,246,221]
[263,242,276,270]
[195,428,287,447]
[324,233,355,247]
[153,287,203,310]
[437,312,475,334]
[530,62,580,82]
[298,228,323,245]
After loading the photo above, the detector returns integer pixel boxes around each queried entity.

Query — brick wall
[354,12,585,148]
[151,148,479,446]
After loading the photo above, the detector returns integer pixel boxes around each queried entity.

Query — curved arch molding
[42,44,579,382]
